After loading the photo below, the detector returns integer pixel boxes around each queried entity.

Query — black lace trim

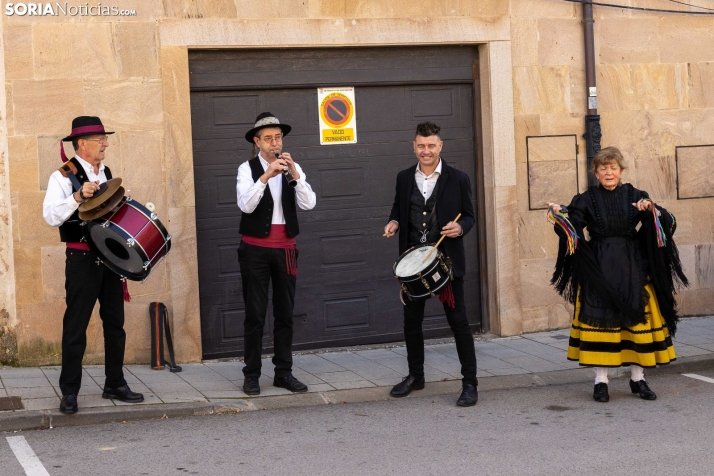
[571,324,669,334]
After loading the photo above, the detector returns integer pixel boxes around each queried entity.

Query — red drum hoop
[83,196,171,281]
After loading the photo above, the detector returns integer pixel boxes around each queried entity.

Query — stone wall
[511,1,714,334]
[1,0,712,365]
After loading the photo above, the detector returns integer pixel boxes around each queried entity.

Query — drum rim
[83,220,150,280]
[393,243,442,279]
[402,276,451,300]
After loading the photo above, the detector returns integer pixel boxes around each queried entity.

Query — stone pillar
[0,19,19,365]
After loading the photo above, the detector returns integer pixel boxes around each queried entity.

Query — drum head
[85,220,148,279]
[394,245,437,278]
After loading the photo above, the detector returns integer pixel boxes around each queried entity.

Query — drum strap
[59,162,83,191]
[149,302,182,373]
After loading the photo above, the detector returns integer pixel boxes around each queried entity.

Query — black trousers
[238,242,296,379]
[403,277,477,386]
[59,248,127,396]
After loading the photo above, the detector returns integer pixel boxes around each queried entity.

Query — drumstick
[423,213,461,263]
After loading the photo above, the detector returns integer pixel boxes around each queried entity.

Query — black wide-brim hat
[244,112,292,143]
[62,116,115,142]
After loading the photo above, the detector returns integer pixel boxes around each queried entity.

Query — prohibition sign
[320,93,354,128]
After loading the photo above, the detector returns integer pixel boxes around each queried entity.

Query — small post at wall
[582,0,601,189]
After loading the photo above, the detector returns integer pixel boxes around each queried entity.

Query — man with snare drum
[384,121,478,407]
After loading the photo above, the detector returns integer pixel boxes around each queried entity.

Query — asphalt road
[2,370,713,476]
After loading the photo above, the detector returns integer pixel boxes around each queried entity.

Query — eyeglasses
[260,134,283,144]
[83,136,109,144]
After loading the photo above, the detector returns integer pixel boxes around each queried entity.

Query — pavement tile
[350,367,403,381]
[114,393,162,406]
[77,384,104,396]
[21,397,60,411]
[476,370,494,377]
[673,344,712,357]
[144,383,197,393]
[370,359,408,373]
[158,394,208,403]
[369,378,400,387]
[0,369,46,379]
[319,351,369,365]
[504,355,558,367]
[248,386,293,397]
[188,381,241,392]
[289,372,326,385]
[354,349,405,361]
[474,357,520,370]
[5,387,58,399]
[486,367,530,376]
[330,380,376,390]
[135,373,187,385]
[305,384,335,393]
[672,333,714,346]
[83,366,106,377]
[78,395,115,408]
[691,342,714,352]
[2,377,52,388]
[200,390,249,399]
[293,355,346,373]
[313,371,364,384]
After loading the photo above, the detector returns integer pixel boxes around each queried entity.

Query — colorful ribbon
[649,201,667,248]
[548,206,579,255]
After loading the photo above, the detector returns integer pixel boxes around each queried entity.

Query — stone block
[495,186,522,336]
[657,17,714,63]
[167,207,202,362]
[163,0,238,18]
[676,145,714,199]
[568,66,586,115]
[13,246,43,305]
[121,301,154,364]
[113,23,160,78]
[528,160,578,210]
[308,0,347,17]
[16,301,65,366]
[6,83,15,136]
[518,211,560,260]
[4,25,34,80]
[11,80,85,135]
[519,258,563,308]
[689,62,714,109]
[40,245,66,303]
[510,19,538,67]
[679,288,714,317]
[16,192,61,247]
[539,113,584,137]
[126,267,169,300]
[514,114,541,164]
[516,161,530,213]
[634,155,676,201]
[695,244,714,288]
[522,306,549,334]
[631,63,688,111]
[161,47,195,209]
[8,136,39,194]
[548,303,572,329]
[119,130,164,186]
[595,18,659,64]
[655,198,714,246]
[34,23,118,79]
[527,135,577,162]
[513,66,570,115]
[512,0,576,18]
[459,0,509,17]
[83,80,163,132]
[677,244,696,289]
[537,18,583,67]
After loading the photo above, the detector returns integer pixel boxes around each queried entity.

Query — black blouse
[552,183,687,334]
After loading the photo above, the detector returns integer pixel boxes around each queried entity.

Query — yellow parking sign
[318,87,357,145]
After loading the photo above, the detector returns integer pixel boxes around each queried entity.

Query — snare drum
[393,244,452,301]
[83,196,171,281]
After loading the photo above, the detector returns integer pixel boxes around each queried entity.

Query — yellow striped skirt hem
[567,283,676,368]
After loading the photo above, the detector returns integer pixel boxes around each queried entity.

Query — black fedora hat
[244,112,291,143]
[62,116,115,142]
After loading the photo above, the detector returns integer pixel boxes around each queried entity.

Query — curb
[2,353,712,433]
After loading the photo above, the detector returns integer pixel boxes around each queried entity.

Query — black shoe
[456,383,478,407]
[273,375,308,393]
[59,394,78,414]
[593,383,609,402]
[243,376,260,395]
[390,375,425,398]
[630,379,657,400]
[102,385,144,403]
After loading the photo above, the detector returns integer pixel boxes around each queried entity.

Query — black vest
[407,176,440,247]
[58,157,112,242]
[238,158,299,238]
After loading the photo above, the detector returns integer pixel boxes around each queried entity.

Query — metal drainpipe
[583,0,601,189]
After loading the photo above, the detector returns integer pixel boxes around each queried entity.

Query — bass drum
[83,196,171,281]
[393,244,452,301]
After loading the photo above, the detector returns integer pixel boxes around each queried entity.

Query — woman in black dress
[547,147,687,402]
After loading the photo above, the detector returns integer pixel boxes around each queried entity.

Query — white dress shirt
[236,153,316,223]
[43,155,108,227]
[415,158,442,203]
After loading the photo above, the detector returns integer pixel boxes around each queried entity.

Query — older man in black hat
[43,116,143,414]
[236,112,316,395]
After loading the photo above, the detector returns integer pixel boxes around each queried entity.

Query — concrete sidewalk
[1,316,713,432]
